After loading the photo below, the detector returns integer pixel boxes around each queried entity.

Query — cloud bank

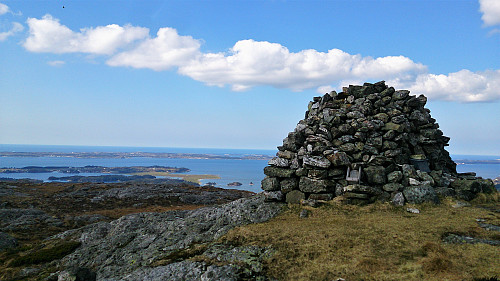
[479,0,500,26]
[24,15,148,55]
[22,14,500,102]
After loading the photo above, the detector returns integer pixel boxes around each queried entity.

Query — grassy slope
[223,194,500,281]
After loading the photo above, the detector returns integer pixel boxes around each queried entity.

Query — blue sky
[0,0,499,155]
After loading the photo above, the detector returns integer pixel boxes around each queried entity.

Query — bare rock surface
[54,194,283,280]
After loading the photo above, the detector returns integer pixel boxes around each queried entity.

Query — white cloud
[0,22,23,41]
[390,69,500,102]
[0,3,9,15]
[177,39,427,92]
[47,60,65,66]
[24,15,149,55]
[20,15,500,102]
[107,27,201,70]
[479,0,500,26]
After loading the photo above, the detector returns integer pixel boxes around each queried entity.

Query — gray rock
[343,184,382,195]
[285,190,306,204]
[383,183,403,192]
[299,177,332,193]
[387,171,403,183]
[326,151,351,166]
[339,143,356,152]
[442,233,500,246]
[392,192,405,206]
[402,164,418,179]
[263,166,295,178]
[308,169,328,179]
[299,209,309,218]
[263,191,284,202]
[363,166,386,185]
[58,267,96,281]
[261,177,280,191]
[107,260,240,281]
[268,157,290,167]
[302,155,331,169]
[383,122,402,132]
[280,178,298,193]
[308,193,334,201]
[56,195,282,280]
[406,208,420,214]
[434,187,455,197]
[0,208,63,231]
[450,179,497,201]
[277,150,295,159]
[403,185,440,204]
[0,231,18,251]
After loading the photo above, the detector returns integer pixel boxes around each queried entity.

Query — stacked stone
[261,81,484,205]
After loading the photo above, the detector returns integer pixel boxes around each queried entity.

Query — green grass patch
[222,196,500,281]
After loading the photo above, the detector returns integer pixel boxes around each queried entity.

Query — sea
[0,144,499,193]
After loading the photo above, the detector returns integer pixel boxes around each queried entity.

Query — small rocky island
[261,81,496,205]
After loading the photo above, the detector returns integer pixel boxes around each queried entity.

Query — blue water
[0,145,277,193]
[0,145,498,193]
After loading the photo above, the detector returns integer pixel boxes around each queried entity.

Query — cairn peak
[262,81,495,205]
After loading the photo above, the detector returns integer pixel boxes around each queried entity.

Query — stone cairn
[262,81,496,205]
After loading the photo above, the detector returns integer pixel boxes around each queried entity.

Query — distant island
[454,159,500,165]
[0,165,220,184]
[0,165,189,174]
[0,151,273,160]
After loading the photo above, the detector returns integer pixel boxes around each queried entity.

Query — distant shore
[0,151,273,160]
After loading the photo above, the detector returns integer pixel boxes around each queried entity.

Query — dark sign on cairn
[262,81,496,205]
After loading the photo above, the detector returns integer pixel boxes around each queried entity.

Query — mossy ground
[222,194,499,281]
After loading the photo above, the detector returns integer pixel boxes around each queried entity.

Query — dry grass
[222,196,500,281]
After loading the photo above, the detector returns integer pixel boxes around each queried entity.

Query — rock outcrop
[53,194,282,280]
[262,81,496,205]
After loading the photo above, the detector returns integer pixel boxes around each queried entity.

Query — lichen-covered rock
[299,177,332,193]
[450,179,496,201]
[280,178,298,193]
[261,176,280,191]
[364,166,386,185]
[303,155,331,169]
[403,185,440,204]
[263,166,295,178]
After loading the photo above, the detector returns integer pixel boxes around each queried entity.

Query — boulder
[299,177,333,193]
[261,176,280,191]
[363,166,386,185]
[302,155,331,169]
[403,185,440,204]
[280,178,298,193]
[450,179,496,201]
[286,190,306,204]
[263,166,295,178]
